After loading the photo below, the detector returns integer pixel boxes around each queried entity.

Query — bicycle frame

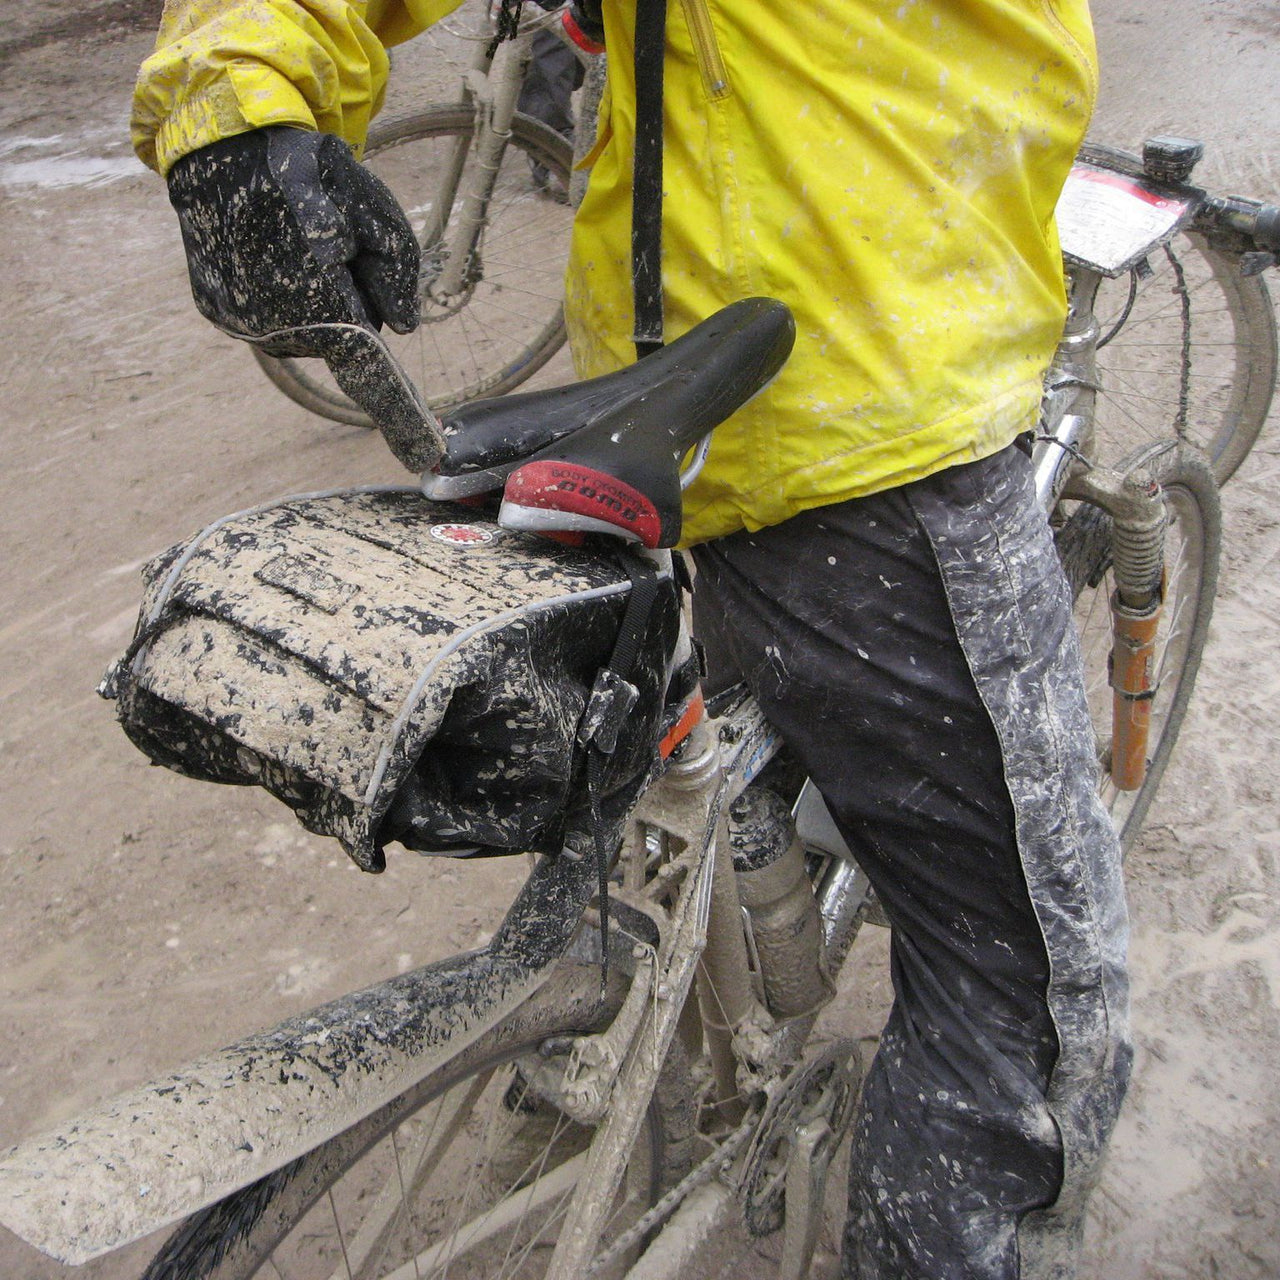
[539,684,865,1278]
[422,3,588,302]
[0,153,1215,1279]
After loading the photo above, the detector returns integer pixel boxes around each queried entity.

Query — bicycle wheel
[1074,142,1277,485]
[141,962,695,1280]
[255,105,575,424]
[1055,442,1221,852]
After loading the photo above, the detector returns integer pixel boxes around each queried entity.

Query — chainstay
[585,1105,762,1276]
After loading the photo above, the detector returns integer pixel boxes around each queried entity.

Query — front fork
[1062,461,1168,791]
[1036,265,1169,791]
[426,20,538,300]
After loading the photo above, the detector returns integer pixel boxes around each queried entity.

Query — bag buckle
[578,669,640,754]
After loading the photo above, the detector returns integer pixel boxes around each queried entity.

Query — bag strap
[580,554,662,989]
[631,0,668,359]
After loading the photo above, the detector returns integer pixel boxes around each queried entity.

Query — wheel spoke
[326,1071,495,1280]
[1077,180,1277,485]
[381,1155,586,1280]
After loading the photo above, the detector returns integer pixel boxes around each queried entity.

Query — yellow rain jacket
[133,0,1097,546]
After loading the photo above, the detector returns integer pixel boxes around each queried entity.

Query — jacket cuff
[145,70,319,177]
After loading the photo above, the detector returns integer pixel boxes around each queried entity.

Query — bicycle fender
[0,851,598,1266]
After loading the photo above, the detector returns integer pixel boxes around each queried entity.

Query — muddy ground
[1,1,1278,1277]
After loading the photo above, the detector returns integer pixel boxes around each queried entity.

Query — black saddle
[421,298,795,547]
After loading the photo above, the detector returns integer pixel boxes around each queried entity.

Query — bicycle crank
[740,1038,863,1277]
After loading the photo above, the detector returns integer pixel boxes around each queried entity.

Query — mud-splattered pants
[691,444,1132,1279]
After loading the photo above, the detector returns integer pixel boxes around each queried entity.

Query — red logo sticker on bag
[430,523,495,546]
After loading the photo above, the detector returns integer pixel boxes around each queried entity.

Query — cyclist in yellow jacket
[132,2,1131,1276]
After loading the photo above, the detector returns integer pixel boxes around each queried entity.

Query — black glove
[167,126,444,468]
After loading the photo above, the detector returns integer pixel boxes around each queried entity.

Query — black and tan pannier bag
[100,487,694,872]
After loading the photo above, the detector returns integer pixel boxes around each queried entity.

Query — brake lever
[225,321,446,471]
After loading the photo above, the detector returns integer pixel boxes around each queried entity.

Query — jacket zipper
[678,0,731,99]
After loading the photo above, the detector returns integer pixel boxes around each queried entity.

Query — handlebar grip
[1200,195,1280,255]
[1253,204,1280,253]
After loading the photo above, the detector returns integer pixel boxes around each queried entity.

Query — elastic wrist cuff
[153,75,317,177]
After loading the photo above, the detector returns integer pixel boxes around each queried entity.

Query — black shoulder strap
[631,0,668,359]
[582,553,661,990]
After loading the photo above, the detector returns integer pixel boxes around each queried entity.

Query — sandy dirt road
[1,2,1278,1277]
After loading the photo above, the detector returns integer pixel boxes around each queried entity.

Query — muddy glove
[166,126,444,469]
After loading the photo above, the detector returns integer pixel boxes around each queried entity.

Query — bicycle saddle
[421,297,795,547]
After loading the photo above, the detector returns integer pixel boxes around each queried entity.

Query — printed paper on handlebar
[1056,164,1195,276]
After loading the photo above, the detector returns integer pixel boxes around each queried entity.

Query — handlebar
[1082,139,1279,262]
[1196,193,1280,257]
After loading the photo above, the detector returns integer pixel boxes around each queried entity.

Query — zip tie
[1034,433,1095,471]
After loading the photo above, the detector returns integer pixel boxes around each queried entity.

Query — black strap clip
[579,669,641,755]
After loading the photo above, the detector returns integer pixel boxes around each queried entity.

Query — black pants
[692,445,1131,1279]
[517,28,581,140]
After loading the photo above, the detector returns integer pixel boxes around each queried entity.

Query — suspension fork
[1038,264,1169,791]
[428,19,537,298]
[1062,458,1169,791]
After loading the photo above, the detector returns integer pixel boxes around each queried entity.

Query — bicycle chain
[584,1107,761,1276]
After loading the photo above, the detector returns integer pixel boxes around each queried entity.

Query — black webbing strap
[486,0,525,59]
[585,555,661,990]
[631,0,668,359]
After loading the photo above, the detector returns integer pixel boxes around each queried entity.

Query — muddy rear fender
[0,851,598,1266]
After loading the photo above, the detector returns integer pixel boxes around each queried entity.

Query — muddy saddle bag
[101,488,691,872]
